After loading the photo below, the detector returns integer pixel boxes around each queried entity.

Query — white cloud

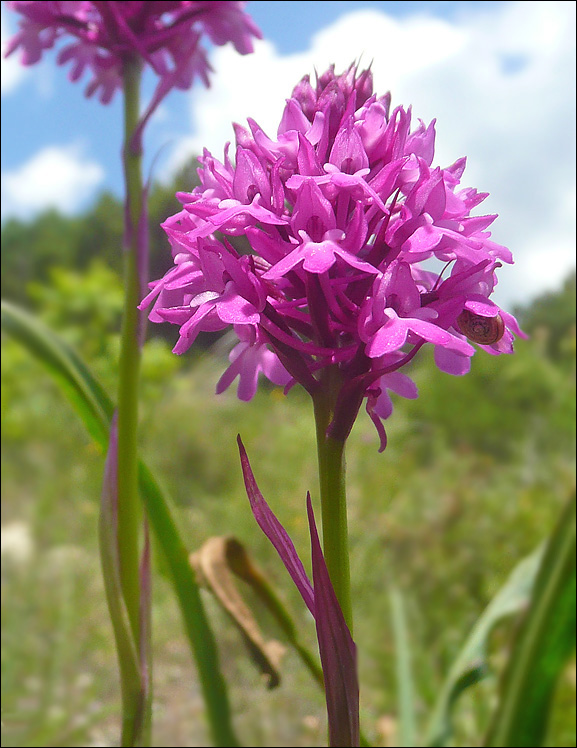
[164,0,576,307]
[1,3,28,95]
[1,143,105,219]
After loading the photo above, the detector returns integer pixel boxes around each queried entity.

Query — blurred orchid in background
[5,1,261,104]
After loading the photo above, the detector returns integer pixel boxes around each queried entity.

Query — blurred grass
[1,267,576,747]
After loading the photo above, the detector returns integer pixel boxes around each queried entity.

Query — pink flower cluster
[142,64,525,450]
[5,1,261,103]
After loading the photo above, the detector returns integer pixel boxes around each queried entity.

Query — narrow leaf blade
[137,522,153,745]
[137,462,240,746]
[390,586,418,747]
[1,299,113,442]
[425,544,544,747]
[237,435,315,615]
[99,417,142,746]
[307,495,359,748]
[485,493,576,747]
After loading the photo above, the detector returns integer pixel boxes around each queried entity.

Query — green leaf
[137,463,240,746]
[1,299,240,748]
[485,493,576,747]
[425,543,545,747]
[390,587,419,747]
[1,300,113,444]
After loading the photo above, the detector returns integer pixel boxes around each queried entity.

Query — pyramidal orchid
[141,63,525,746]
[141,63,525,454]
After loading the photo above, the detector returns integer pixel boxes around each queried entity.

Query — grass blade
[485,493,576,747]
[1,300,113,442]
[425,544,544,747]
[390,586,418,747]
[137,463,240,745]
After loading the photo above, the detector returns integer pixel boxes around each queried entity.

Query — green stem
[312,370,353,633]
[116,58,150,748]
[117,57,144,646]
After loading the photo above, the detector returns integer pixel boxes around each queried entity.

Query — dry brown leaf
[191,536,286,689]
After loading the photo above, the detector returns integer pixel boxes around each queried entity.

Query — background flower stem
[115,57,150,747]
[313,371,353,633]
[117,57,145,645]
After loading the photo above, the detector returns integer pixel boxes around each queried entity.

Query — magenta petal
[464,297,499,316]
[407,316,474,354]
[381,370,419,399]
[366,396,389,453]
[237,437,315,615]
[260,348,292,388]
[301,240,338,273]
[262,247,308,279]
[307,496,359,748]
[366,315,409,357]
[216,284,261,325]
[216,345,251,398]
[434,345,472,375]
[372,388,394,419]
[501,309,529,340]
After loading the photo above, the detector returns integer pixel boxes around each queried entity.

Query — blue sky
[1,1,575,308]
